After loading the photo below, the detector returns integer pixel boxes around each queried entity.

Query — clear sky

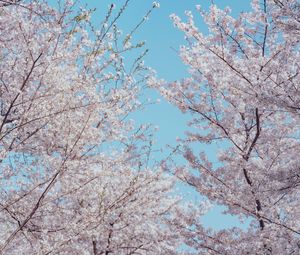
[84,0,251,147]
[78,0,252,230]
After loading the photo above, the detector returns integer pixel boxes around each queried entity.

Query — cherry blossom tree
[151,0,300,254]
[0,1,183,254]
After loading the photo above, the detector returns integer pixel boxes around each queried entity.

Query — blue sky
[86,0,251,147]
[79,0,252,230]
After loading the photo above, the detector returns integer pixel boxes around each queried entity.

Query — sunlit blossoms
[152,0,300,254]
[1,0,300,254]
[0,1,184,254]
